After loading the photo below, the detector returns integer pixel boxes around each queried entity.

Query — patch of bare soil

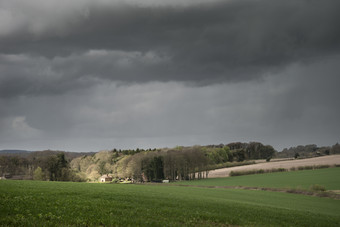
[329,190,340,195]
[208,155,340,178]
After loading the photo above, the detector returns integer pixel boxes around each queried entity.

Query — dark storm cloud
[1,0,340,98]
[1,0,340,152]
[2,60,339,152]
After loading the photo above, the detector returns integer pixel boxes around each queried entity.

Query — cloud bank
[0,0,339,151]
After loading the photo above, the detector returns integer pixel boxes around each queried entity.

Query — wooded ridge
[1,142,339,182]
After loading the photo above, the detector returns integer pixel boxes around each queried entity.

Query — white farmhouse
[100,174,113,182]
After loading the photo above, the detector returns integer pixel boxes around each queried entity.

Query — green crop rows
[1,169,340,226]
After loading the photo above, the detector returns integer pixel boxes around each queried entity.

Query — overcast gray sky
[1,0,339,152]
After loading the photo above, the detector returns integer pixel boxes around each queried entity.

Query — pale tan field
[208,155,340,178]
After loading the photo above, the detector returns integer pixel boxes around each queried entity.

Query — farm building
[100,174,113,182]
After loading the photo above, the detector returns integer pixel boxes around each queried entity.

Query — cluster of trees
[10,141,340,183]
[112,148,157,156]
[0,151,84,181]
[331,143,340,154]
[118,146,210,182]
[115,142,276,182]
[205,146,232,163]
[70,150,124,181]
[32,153,81,181]
[277,143,340,158]
[0,142,276,182]
[244,142,276,160]
[0,156,31,179]
[224,142,275,162]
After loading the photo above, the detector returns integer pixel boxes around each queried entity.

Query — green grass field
[175,167,340,190]
[1,176,340,226]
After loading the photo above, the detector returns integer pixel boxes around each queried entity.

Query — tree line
[116,142,276,182]
[12,141,339,182]
[118,146,209,182]
[276,143,340,158]
[0,151,83,181]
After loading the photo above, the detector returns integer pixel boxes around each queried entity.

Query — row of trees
[115,142,276,182]
[1,142,277,182]
[277,143,340,158]
[118,146,210,182]
[112,148,157,156]
[0,152,83,181]
[33,153,76,181]
[0,156,31,179]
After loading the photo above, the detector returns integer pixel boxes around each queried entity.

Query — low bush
[207,160,255,171]
[111,178,120,183]
[310,184,326,192]
[298,165,314,170]
[296,165,331,171]
[230,165,337,177]
[314,165,330,169]
[230,168,288,177]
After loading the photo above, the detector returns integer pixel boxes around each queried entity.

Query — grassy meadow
[175,167,340,190]
[1,168,340,226]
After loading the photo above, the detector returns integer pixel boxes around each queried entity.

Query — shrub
[297,166,305,170]
[314,165,330,169]
[310,184,326,192]
[230,168,288,177]
[111,178,120,183]
[229,171,237,176]
[207,160,255,171]
[229,165,335,177]
[257,169,265,174]
[33,167,45,181]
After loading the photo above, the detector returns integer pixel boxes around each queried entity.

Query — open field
[1,179,340,226]
[208,155,340,178]
[175,167,340,190]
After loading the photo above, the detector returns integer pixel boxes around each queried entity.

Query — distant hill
[0,149,95,160]
[0,150,32,154]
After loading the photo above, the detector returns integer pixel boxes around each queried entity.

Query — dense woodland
[1,142,339,182]
[276,143,340,158]
[0,151,88,181]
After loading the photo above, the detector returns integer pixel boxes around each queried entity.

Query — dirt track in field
[208,155,340,178]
